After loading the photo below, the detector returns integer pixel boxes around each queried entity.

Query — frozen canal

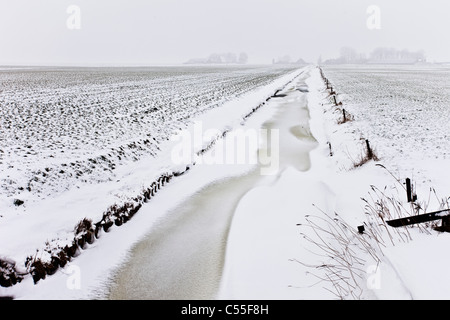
[105,71,317,299]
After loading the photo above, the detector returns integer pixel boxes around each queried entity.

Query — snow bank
[218,67,338,299]
[218,167,337,300]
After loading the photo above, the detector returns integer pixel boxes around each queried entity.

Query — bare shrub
[74,218,93,236]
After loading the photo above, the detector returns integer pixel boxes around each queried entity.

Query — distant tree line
[185,52,249,65]
[322,47,426,65]
[272,55,309,65]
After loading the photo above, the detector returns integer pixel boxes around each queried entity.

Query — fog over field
[1,0,450,65]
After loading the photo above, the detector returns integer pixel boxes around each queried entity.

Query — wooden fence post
[365,139,373,159]
[406,178,412,202]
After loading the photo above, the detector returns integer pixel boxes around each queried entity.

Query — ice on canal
[105,70,333,299]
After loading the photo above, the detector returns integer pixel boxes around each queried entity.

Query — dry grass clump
[296,166,447,299]
[353,139,379,168]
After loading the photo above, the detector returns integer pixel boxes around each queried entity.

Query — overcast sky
[1,0,449,66]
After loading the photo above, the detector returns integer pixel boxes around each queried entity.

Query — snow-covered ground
[218,65,450,300]
[312,64,450,299]
[0,65,297,203]
[1,64,449,300]
[0,65,303,299]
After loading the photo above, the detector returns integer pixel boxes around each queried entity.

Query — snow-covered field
[320,64,450,214]
[323,64,450,171]
[297,64,450,299]
[1,63,449,300]
[0,65,297,201]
